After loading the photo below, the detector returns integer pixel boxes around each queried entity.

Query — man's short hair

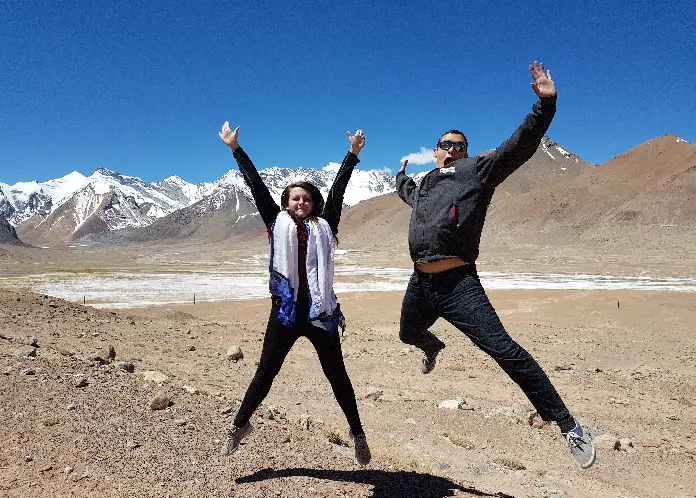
[438,130,468,149]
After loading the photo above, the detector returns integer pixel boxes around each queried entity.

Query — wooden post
[83,295,85,304]
[194,294,196,305]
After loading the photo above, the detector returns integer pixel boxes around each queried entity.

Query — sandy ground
[2,280,695,497]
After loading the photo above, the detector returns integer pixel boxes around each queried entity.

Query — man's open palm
[529,61,556,98]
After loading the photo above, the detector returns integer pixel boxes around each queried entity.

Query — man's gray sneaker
[219,422,253,456]
[421,345,445,374]
[564,418,596,468]
[350,432,371,466]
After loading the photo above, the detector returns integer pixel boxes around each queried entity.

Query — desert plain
[1,234,695,498]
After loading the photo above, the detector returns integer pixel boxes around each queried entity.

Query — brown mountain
[485,134,696,246]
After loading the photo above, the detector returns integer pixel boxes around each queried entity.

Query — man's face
[434,133,468,169]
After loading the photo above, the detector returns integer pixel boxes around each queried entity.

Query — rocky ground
[1,285,695,497]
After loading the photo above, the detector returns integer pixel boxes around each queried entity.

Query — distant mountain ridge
[1,136,591,245]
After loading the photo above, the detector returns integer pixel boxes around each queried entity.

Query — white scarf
[270,211,341,332]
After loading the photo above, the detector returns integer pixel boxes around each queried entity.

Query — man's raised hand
[398,159,408,174]
[347,129,366,156]
[219,121,240,150]
[529,61,557,98]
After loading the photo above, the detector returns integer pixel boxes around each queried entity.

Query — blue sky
[1,0,694,185]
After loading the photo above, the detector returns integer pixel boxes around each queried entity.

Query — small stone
[619,438,634,450]
[182,385,198,394]
[24,456,33,463]
[66,404,76,411]
[188,345,196,351]
[141,370,169,384]
[594,433,620,450]
[173,419,187,426]
[554,364,573,371]
[74,376,89,388]
[2,366,12,375]
[220,404,236,415]
[282,435,291,443]
[126,440,140,450]
[438,399,466,410]
[87,355,105,365]
[106,345,116,360]
[149,391,171,410]
[21,336,39,347]
[299,413,310,430]
[64,466,74,474]
[15,346,37,358]
[22,368,36,376]
[226,345,244,362]
[527,410,551,429]
[114,361,135,373]
[362,388,383,401]
[40,465,53,473]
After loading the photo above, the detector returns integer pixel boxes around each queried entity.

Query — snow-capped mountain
[217,162,395,208]
[2,135,588,246]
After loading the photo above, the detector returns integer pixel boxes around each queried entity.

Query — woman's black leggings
[233,297,364,436]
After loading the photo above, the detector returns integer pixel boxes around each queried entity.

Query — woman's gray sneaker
[564,418,596,468]
[219,422,254,456]
[350,432,371,466]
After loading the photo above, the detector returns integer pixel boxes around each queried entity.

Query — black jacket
[396,97,556,265]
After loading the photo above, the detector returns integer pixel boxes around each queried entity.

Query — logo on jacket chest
[439,167,455,174]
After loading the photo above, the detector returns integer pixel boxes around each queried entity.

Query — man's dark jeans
[399,264,570,422]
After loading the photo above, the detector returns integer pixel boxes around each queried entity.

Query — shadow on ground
[236,467,515,498]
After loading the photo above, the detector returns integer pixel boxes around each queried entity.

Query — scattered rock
[619,438,634,451]
[21,368,36,376]
[188,345,196,351]
[73,376,89,388]
[15,346,37,358]
[40,465,53,473]
[141,370,169,384]
[362,387,383,401]
[594,433,620,450]
[21,336,39,347]
[149,391,171,410]
[24,456,33,463]
[492,455,526,470]
[527,410,551,429]
[438,398,469,410]
[87,355,106,365]
[114,361,135,373]
[2,366,12,375]
[299,413,311,430]
[226,345,243,362]
[182,385,198,394]
[106,345,116,360]
[220,406,235,415]
[281,435,291,444]
[64,466,74,474]
[554,364,573,371]
[66,404,76,411]
[173,419,187,426]
[126,440,140,450]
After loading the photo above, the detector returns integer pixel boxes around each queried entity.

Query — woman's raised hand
[219,121,240,150]
[347,129,366,156]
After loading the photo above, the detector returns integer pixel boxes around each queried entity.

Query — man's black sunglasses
[437,141,467,152]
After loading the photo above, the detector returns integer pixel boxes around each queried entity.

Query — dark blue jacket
[396,97,556,265]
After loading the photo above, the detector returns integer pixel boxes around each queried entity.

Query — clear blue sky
[1,0,694,185]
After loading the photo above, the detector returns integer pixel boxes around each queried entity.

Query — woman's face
[287,187,313,219]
